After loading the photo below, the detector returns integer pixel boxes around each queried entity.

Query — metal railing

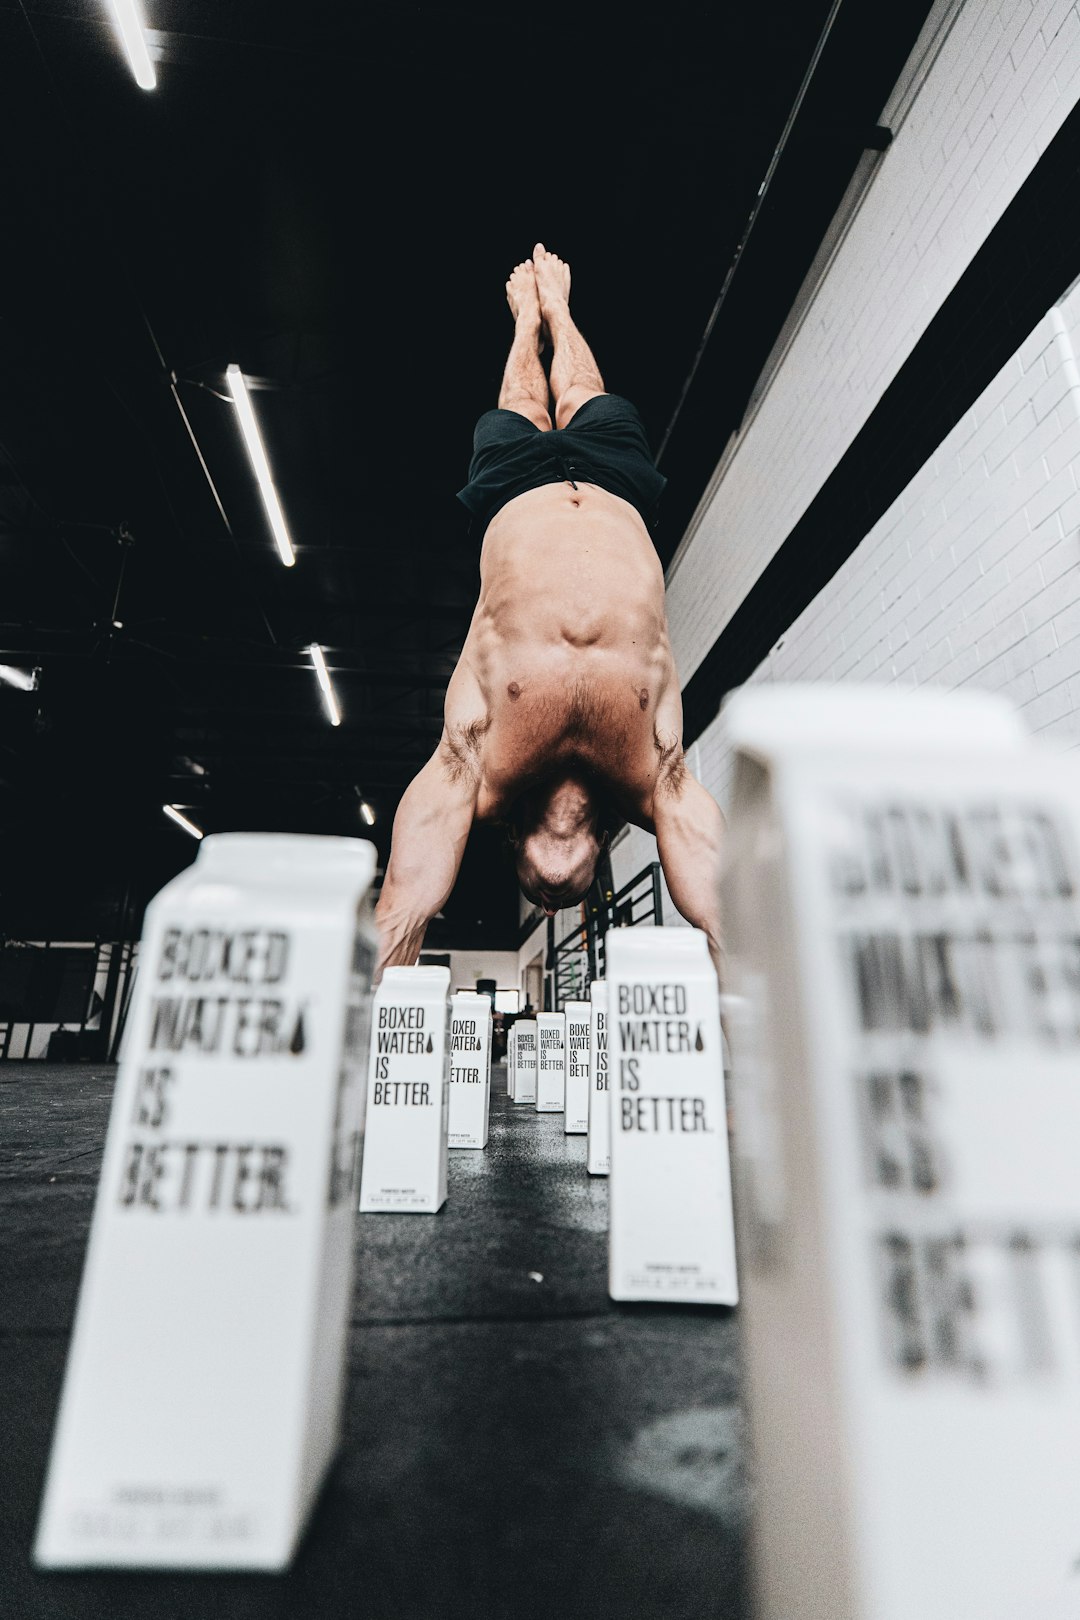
[552,912,594,1009]
[0,937,138,1062]
[551,861,663,1009]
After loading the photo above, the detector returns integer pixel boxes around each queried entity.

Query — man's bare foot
[533,242,572,324]
[506,259,542,334]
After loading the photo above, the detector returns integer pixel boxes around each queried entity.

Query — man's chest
[473,676,668,818]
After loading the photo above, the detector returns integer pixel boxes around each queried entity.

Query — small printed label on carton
[588,984,610,1175]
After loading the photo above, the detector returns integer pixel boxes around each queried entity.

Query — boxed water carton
[607,927,737,1304]
[722,683,1080,1620]
[448,990,491,1149]
[587,980,610,1175]
[35,833,377,1570]
[358,965,449,1213]
[563,1000,591,1133]
[535,1012,566,1113]
[514,1019,537,1105]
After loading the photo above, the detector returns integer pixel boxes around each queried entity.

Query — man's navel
[508,682,521,700]
[639,689,649,711]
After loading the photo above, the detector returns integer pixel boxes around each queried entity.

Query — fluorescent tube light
[359,801,375,825]
[163,804,204,839]
[0,664,40,692]
[107,0,156,91]
[310,643,341,727]
[225,363,296,567]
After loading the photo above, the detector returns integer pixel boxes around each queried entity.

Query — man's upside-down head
[505,772,614,917]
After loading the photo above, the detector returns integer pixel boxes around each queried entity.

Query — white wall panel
[693,286,1080,815]
[665,0,1080,685]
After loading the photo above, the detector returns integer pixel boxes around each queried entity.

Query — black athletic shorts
[456,394,667,534]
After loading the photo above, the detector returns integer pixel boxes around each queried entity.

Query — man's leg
[499,259,552,432]
[533,242,605,430]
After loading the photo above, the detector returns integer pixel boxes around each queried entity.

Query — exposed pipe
[656,0,846,467]
[168,372,234,535]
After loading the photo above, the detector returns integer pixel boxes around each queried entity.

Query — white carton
[448,991,491,1149]
[587,980,610,1175]
[358,965,449,1213]
[563,1000,591,1133]
[35,833,377,1571]
[506,1022,516,1099]
[514,1019,537,1104]
[607,927,737,1304]
[722,683,1080,1620]
[535,1012,566,1113]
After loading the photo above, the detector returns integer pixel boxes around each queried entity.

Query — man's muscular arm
[375,646,486,977]
[652,760,726,984]
[374,730,479,978]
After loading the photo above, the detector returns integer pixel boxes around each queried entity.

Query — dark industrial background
[0,0,935,952]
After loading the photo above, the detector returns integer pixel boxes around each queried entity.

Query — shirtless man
[375,244,724,978]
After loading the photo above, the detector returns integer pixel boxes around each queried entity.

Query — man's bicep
[655,774,723,885]
[388,743,477,881]
[382,747,474,907]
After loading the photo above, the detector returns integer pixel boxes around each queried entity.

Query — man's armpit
[440,717,488,784]
[653,731,687,797]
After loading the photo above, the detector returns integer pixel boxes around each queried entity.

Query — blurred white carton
[507,1022,517,1099]
[607,927,737,1304]
[514,1019,537,1104]
[358,965,449,1213]
[722,683,1080,1620]
[535,1012,566,1114]
[587,980,610,1175]
[448,991,491,1149]
[35,834,377,1571]
[564,1000,591,1133]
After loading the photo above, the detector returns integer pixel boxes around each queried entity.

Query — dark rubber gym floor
[2,1062,749,1619]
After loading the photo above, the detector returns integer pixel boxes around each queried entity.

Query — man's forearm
[679,895,725,986]
[704,925,725,988]
[654,859,725,981]
[373,896,429,981]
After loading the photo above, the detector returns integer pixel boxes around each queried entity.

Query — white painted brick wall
[691,284,1080,817]
[517,919,545,986]
[664,0,1080,686]
[445,949,519,993]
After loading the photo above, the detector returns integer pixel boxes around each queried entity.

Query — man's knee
[500,398,553,433]
[555,387,606,431]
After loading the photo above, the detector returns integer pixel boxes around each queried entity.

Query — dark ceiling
[0,0,934,947]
